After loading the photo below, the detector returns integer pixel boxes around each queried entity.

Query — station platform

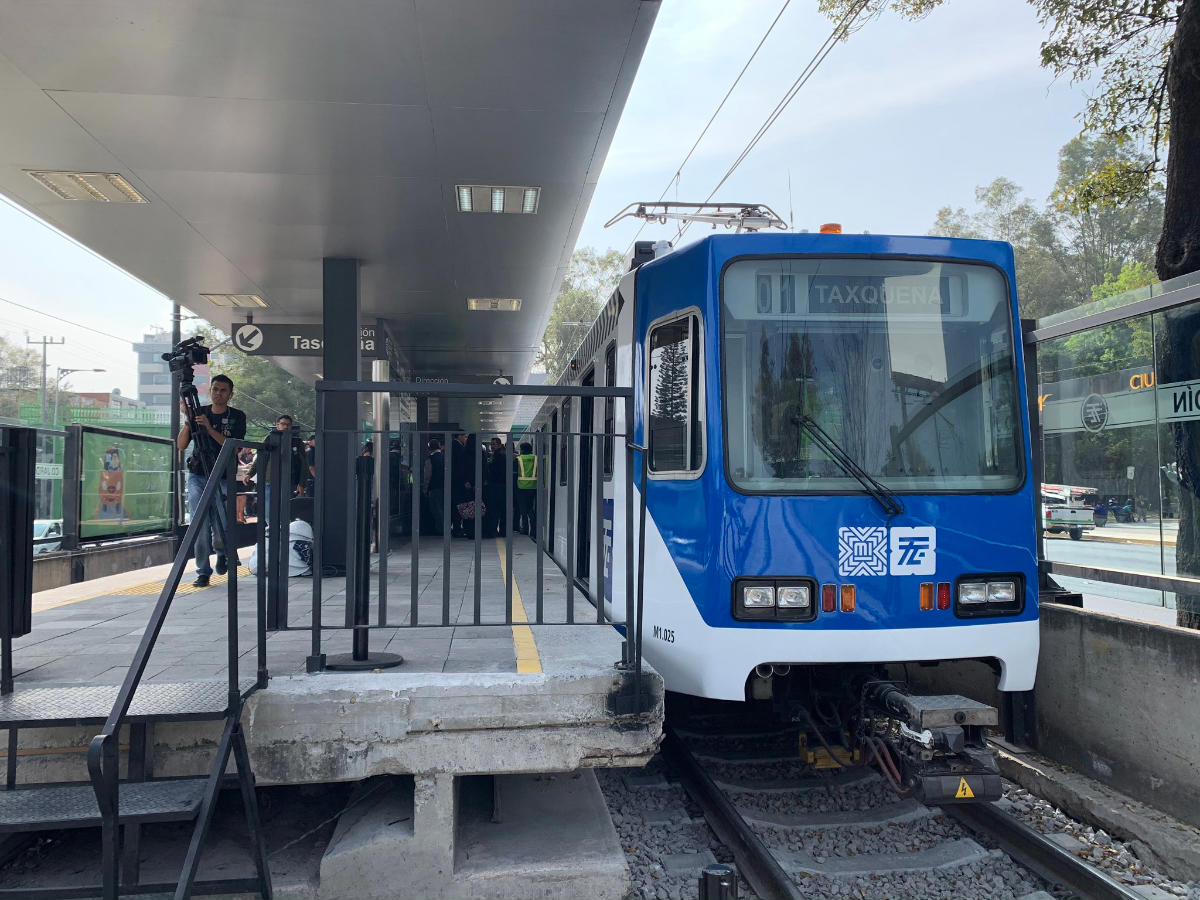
[5,536,664,899]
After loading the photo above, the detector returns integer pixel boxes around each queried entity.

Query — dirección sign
[232,323,385,358]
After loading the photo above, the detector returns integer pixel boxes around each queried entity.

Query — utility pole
[26,336,65,426]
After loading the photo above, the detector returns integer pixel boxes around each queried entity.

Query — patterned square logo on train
[888,526,937,576]
[837,526,888,577]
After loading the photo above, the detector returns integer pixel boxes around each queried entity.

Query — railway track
[663,722,1146,900]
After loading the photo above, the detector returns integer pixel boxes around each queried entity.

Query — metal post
[474,434,483,623]
[170,304,182,538]
[566,423,576,624]
[442,431,451,626]
[410,430,421,626]
[255,453,269,688]
[699,864,739,899]
[307,393,326,673]
[535,430,545,624]
[353,457,371,660]
[1023,320,1048,587]
[377,407,390,627]
[225,448,240,707]
[326,456,401,670]
[61,424,83,552]
[505,433,513,625]
[266,431,284,629]
[594,433,603,623]
[623,396,635,663]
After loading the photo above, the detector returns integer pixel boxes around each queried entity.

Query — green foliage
[929,139,1163,318]
[538,247,626,380]
[1090,260,1158,300]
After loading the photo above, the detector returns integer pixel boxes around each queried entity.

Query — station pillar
[320,258,361,572]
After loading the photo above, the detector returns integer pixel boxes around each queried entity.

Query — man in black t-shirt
[176,374,247,586]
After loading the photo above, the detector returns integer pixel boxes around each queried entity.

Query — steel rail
[662,726,804,900]
[945,802,1146,900]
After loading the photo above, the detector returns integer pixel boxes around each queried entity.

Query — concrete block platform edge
[997,748,1200,881]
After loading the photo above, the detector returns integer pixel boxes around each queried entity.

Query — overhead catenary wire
[675,0,875,243]
[622,0,795,258]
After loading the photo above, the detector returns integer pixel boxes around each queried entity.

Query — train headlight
[776,586,810,608]
[987,581,1016,604]
[958,582,988,606]
[955,576,1024,617]
[732,578,817,622]
[742,586,775,608]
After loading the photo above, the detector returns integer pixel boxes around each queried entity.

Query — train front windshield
[721,257,1023,494]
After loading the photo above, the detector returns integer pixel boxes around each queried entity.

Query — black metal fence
[300,380,646,689]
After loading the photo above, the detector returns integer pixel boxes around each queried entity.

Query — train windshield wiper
[793,414,904,516]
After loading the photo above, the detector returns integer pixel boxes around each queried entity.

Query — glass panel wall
[1034,270,1200,626]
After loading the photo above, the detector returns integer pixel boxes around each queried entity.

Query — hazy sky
[0,0,1090,398]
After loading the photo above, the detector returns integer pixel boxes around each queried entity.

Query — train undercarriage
[750,664,1003,804]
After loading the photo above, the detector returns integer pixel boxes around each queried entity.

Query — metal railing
[300,380,647,703]
[85,435,283,892]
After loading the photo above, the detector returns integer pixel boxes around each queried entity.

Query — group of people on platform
[421,434,537,539]
[177,373,543,587]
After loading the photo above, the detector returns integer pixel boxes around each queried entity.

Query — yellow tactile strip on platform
[111,567,252,596]
[494,540,543,674]
[33,567,253,613]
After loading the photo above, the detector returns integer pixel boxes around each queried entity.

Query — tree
[929,140,1166,318]
[537,248,626,380]
[930,177,1080,318]
[0,335,71,422]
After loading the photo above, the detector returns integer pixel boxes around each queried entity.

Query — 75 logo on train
[838,526,937,577]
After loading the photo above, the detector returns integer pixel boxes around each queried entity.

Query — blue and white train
[530,229,1038,799]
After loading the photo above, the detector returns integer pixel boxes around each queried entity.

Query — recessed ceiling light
[26,170,148,203]
[455,185,540,215]
[202,293,268,308]
[467,298,521,312]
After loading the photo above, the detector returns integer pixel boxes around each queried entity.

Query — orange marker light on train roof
[819,222,843,234]
[840,584,856,613]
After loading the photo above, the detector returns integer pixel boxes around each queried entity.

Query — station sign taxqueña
[232,322,386,358]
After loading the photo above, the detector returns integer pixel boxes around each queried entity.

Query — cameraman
[176,374,247,586]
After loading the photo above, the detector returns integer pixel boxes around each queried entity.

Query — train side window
[559,399,570,486]
[603,341,616,480]
[647,311,704,476]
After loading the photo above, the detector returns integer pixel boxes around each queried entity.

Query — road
[1043,534,1177,614]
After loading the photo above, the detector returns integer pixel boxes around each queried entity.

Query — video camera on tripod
[164,337,217,475]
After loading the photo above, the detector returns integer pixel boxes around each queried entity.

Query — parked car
[1040,484,1095,541]
[33,519,62,554]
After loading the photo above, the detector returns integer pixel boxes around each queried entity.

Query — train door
[576,368,595,578]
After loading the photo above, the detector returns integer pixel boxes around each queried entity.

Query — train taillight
[821,584,836,613]
[919,583,934,611]
[840,584,856,613]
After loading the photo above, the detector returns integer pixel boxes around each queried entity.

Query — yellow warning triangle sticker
[955,777,975,799]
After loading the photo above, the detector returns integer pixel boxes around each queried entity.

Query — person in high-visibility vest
[515,441,537,536]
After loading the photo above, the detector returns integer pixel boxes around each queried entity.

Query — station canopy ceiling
[0,0,658,389]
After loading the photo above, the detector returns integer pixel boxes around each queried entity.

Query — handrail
[86,436,272,855]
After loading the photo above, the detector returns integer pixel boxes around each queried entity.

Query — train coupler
[863,683,1002,804]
